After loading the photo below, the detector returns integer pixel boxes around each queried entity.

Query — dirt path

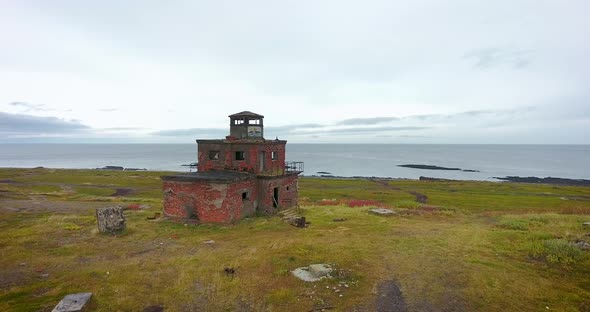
[372,179,429,203]
[110,188,135,197]
[376,280,408,312]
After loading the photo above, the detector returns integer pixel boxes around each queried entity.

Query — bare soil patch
[110,188,135,197]
[376,279,407,312]
[0,270,29,289]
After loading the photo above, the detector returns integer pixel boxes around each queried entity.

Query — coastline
[2,166,588,186]
[304,174,590,186]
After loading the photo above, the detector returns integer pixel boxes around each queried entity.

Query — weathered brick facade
[197,140,286,175]
[161,111,302,224]
[257,174,299,214]
[162,172,257,223]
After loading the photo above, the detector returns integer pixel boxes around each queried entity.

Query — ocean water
[0,144,588,181]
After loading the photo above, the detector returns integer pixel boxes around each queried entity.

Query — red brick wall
[257,174,299,213]
[162,179,257,223]
[198,141,286,175]
[259,143,286,175]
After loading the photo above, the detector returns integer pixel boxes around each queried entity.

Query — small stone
[146,213,161,220]
[574,240,590,251]
[335,289,340,293]
[368,208,397,216]
[284,216,307,228]
[19,262,27,266]
[52,293,92,312]
[106,271,110,275]
[292,264,333,282]
[344,284,349,288]
[308,264,333,277]
[40,273,49,278]
[583,222,590,227]
[339,294,343,297]
[203,240,215,244]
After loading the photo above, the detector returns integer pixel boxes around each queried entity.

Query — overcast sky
[1,0,588,143]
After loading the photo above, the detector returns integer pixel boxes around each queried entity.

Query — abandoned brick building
[161,111,303,223]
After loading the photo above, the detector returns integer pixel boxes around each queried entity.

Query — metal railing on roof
[285,161,304,174]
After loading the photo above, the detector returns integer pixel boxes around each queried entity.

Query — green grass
[1,169,589,311]
[527,238,586,269]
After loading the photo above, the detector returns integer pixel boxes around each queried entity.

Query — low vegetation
[0,168,589,311]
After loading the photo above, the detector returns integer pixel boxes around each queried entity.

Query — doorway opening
[273,187,279,208]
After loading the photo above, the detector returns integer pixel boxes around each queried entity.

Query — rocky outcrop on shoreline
[493,176,590,187]
[398,164,480,172]
[95,166,147,171]
[304,174,590,187]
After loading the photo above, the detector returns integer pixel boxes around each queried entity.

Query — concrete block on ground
[96,206,126,234]
[52,293,92,312]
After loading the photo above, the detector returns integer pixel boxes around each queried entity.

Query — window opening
[235,151,245,160]
[209,151,220,160]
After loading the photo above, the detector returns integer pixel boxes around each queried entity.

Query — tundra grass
[0,169,589,311]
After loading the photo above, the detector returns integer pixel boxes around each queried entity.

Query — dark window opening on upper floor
[271,151,278,160]
[242,191,249,201]
[235,151,245,160]
[234,119,244,125]
[209,151,220,160]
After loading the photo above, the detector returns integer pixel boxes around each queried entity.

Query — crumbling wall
[197,141,286,175]
[162,179,257,223]
[257,174,299,214]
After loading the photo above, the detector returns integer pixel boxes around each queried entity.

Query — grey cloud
[151,124,429,139]
[327,108,532,128]
[399,135,432,138]
[266,123,324,130]
[408,114,439,121]
[9,102,72,113]
[265,123,324,136]
[317,126,430,135]
[152,123,324,138]
[9,101,52,112]
[336,117,400,126]
[0,111,90,136]
[403,107,535,122]
[464,47,531,69]
[151,128,227,137]
[98,127,145,131]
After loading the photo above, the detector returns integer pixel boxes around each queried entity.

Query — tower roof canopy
[229,111,264,118]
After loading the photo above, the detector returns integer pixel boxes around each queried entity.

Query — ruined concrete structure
[161,111,303,223]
